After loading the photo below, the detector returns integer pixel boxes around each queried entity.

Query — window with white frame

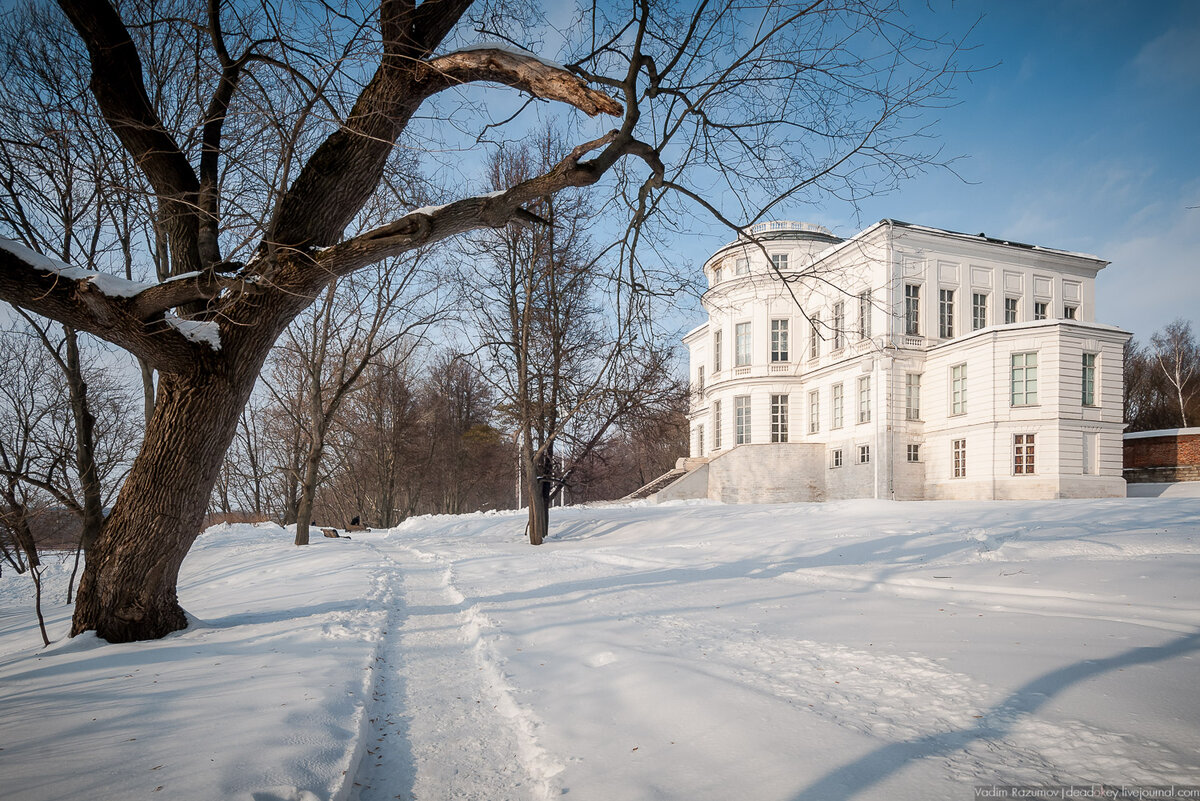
[1082,353,1097,406]
[735,257,749,275]
[771,253,789,272]
[972,292,988,331]
[712,266,722,285]
[696,365,704,393]
[857,444,870,464]
[712,401,722,449]
[905,373,921,421]
[939,288,955,338]
[1063,304,1078,320]
[907,443,920,462]
[734,395,751,444]
[735,322,751,367]
[771,394,789,442]
[951,364,967,415]
[857,375,871,423]
[771,319,790,362]
[809,314,820,359]
[952,438,966,478]
[1013,433,1035,474]
[1004,297,1019,324]
[808,389,820,434]
[904,284,920,336]
[858,291,872,340]
[1011,352,1038,406]
[713,330,722,373]
[830,448,843,468]
[832,383,844,429]
[833,302,845,350]
[696,425,704,455]
[1033,301,1048,320]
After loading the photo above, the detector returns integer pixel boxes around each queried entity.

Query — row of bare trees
[1126,319,1200,432]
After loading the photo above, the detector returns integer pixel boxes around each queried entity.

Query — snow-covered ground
[2,498,1199,801]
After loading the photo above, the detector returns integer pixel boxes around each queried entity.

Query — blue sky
[804,0,1200,344]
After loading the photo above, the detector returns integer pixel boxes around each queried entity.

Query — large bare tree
[0,0,968,640]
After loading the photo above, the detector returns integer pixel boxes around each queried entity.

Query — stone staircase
[624,468,687,500]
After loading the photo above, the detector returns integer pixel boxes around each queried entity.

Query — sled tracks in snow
[349,542,562,801]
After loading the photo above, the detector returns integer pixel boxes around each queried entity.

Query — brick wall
[1123,430,1200,482]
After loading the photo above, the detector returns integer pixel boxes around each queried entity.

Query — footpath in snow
[1,498,1199,801]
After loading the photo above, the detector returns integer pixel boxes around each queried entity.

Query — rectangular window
[735,395,751,444]
[735,322,751,367]
[771,394,789,442]
[1004,297,1019,324]
[1011,352,1038,406]
[830,448,843,468]
[809,314,820,359]
[858,291,872,340]
[696,365,704,393]
[1063,304,1078,320]
[1082,353,1097,406]
[1013,433,1036,474]
[858,444,870,464]
[713,330,722,373]
[696,425,704,455]
[833,302,845,350]
[771,319,790,362]
[972,292,988,331]
[712,401,722,449]
[904,284,920,336]
[1082,432,1097,475]
[808,390,820,434]
[1034,301,1048,320]
[905,373,921,421]
[712,267,722,285]
[907,444,920,463]
[857,375,871,423]
[771,253,789,271]
[832,383,844,429]
[939,288,955,338]
[735,257,749,275]
[952,438,967,478]
[951,364,967,416]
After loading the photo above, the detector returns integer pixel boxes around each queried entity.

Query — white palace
[639,220,1130,503]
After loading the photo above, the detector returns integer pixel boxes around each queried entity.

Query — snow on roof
[1124,427,1200,440]
[885,219,1107,264]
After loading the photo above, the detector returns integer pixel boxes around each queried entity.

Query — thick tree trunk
[524,449,552,546]
[294,428,327,546]
[70,365,256,642]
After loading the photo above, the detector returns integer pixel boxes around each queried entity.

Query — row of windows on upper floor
[903,284,1079,339]
[695,353,1100,435]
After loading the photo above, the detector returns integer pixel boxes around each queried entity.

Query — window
[830,448,843,468]
[1013,433,1035,474]
[858,444,870,464]
[904,284,920,336]
[1082,353,1097,406]
[712,267,722,285]
[713,330,722,373]
[1063,304,1078,320]
[696,425,704,455]
[771,253,789,271]
[952,438,967,478]
[857,376,871,423]
[905,373,921,421]
[939,288,955,338]
[808,390,820,434]
[972,292,988,331]
[771,319,790,362]
[734,395,751,444]
[1082,432,1097,475]
[771,394,789,442]
[1034,301,1048,320]
[951,364,967,416]
[833,302,845,350]
[907,444,920,463]
[712,401,722,450]
[735,322,751,367]
[832,383,844,429]
[696,365,704,392]
[858,291,872,340]
[735,257,749,275]
[1011,352,1038,406]
[1004,297,1019,324]
[809,314,820,359]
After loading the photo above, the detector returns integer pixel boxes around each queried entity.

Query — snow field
[1,498,1199,801]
